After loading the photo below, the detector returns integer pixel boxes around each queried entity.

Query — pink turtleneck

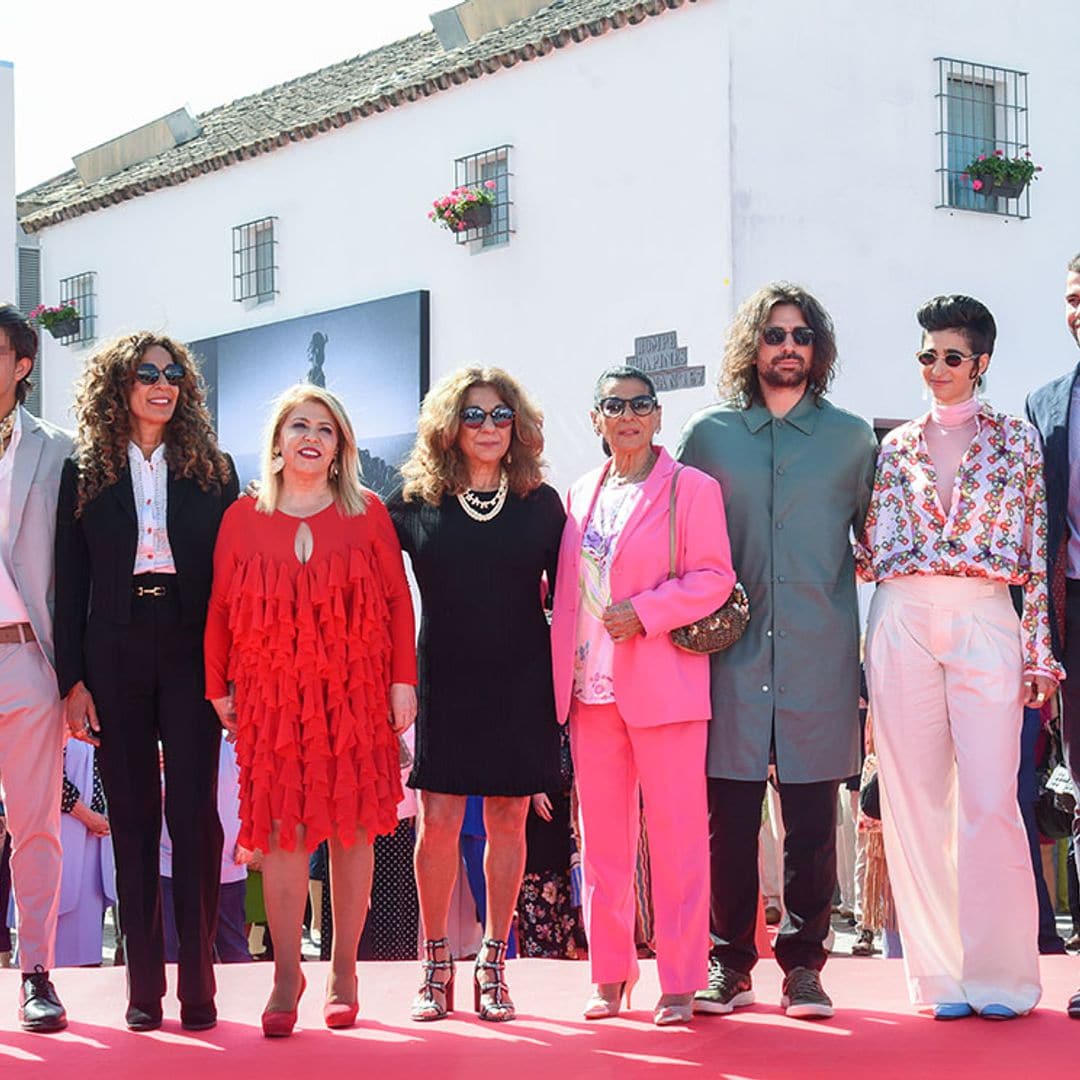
[924,396,981,514]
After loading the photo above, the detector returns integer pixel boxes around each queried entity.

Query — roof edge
[19,0,697,234]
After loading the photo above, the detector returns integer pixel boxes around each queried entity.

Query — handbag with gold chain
[667,465,750,653]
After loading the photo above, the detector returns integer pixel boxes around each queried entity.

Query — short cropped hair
[0,304,38,405]
[916,295,997,357]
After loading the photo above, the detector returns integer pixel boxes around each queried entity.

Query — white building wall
[29,0,1080,488]
[728,0,1080,423]
[0,61,15,302]
[33,2,731,493]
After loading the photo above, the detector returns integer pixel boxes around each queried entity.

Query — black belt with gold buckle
[133,582,169,598]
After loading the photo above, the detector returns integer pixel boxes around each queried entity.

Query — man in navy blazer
[1024,252,1080,1020]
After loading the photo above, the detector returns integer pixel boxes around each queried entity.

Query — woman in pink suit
[551,366,736,1026]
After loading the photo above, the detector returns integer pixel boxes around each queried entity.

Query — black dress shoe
[19,966,68,1033]
[1068,990,1080,1020]
[181,1002,218,1031]
[125,1002,163,1031]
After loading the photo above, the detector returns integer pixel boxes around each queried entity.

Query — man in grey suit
[1024,253,1080,1019]
[0,303,71,1032]
[678,282,877,1020]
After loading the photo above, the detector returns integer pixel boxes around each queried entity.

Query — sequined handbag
[667,466,750,653]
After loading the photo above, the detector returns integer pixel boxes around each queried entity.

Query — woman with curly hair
[387,366,565,1023]
[55,333,237,1033]
[204,384,417,1037]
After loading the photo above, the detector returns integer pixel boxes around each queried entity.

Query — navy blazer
[1025,362,1080,660]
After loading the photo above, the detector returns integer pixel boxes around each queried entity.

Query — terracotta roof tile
[17,0,699,232]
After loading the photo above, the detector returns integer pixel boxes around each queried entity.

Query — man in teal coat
[678,282,877,1020]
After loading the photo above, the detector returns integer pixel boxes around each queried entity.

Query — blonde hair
[72,332,231,516]
[400,365,545,505]
[255,385,369,516]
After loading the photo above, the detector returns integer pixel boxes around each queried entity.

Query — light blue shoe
[933,1002,974,1020]
[979,1003,1019,1021]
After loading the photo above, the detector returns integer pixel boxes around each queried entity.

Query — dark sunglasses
[916,350,981,368]
[596,395,658,418]
[460,405,515,429]
[134,362,186,385]
[762,326,815,347]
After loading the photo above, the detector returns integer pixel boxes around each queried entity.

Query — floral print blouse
[573,482,640,703]
[856,404,1064,680]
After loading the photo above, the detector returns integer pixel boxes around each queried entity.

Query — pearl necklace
[458,470,509,523]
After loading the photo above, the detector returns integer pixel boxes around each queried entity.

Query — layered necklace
[0,407,15,460]
[458,470,509,523]
[606,450,657,487]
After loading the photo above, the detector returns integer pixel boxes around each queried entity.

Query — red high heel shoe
[261,973,307,1038]
[324,974,359,1029]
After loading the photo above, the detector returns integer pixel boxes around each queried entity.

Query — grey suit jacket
[7,406,74,671]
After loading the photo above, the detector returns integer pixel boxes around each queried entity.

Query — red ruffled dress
[204,496,416,853]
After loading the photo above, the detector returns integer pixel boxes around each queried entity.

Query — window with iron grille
[454,146,512,247]
[59,271,97,346]
[232,217,278,301]
[935,57,1031,218]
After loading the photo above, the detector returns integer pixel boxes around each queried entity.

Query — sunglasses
[915,350,981,368]
[596,395,659,418]
[134,362,186,385]
[460,405,515,429]
[762,326,815,347]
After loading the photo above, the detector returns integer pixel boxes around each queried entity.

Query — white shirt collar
[127,441,167,468]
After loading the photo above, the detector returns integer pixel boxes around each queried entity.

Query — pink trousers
[0,643,64,971]
[570,700,709,994]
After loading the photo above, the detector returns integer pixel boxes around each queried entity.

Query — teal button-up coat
[676,393,878,783]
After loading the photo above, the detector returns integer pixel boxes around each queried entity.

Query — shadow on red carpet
[0,956,1076,1078]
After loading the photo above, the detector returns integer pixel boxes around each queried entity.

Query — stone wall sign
[626,330,704,392]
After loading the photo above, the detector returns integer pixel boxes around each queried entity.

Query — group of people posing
[2,259,1080,1039]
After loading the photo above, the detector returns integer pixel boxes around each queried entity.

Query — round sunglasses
[915,350,981,368]
[762,326,815,347]
[596,395,658,418]
[134,361,186,385]
[460,405,515,429]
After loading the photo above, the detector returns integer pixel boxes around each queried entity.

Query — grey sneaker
[780,966,834,1019]
[693,958,755,1015]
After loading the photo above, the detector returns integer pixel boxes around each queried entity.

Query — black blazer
[1025,362,1079,661]
[54,453,239,697]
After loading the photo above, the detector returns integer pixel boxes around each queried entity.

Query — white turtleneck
[924,396,981,515]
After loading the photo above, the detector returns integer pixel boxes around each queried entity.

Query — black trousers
[87,581,222,1007]
[707,776,836,975]
[1061,582,1080,881]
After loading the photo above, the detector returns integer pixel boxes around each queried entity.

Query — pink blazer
[551,446,736,728]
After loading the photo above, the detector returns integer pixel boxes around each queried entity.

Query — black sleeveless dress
[387,483,565,796]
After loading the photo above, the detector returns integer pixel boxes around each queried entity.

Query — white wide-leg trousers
[865,575,1041,1014]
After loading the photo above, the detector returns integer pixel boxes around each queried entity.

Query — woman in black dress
[388,365,564,1023]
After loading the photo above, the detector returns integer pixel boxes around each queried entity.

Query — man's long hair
[719,282,838,407]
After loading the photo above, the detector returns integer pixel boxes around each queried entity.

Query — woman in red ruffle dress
[204,386,417,1037]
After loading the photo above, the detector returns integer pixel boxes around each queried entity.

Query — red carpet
[0,957,1076,1078]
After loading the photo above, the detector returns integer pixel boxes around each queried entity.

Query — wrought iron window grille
[58,271,97,346]
[454,145,512,247]
[935,57,1031,219]
[232,216,278,301]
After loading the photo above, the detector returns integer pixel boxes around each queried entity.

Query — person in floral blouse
[859,294,1063,1023]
